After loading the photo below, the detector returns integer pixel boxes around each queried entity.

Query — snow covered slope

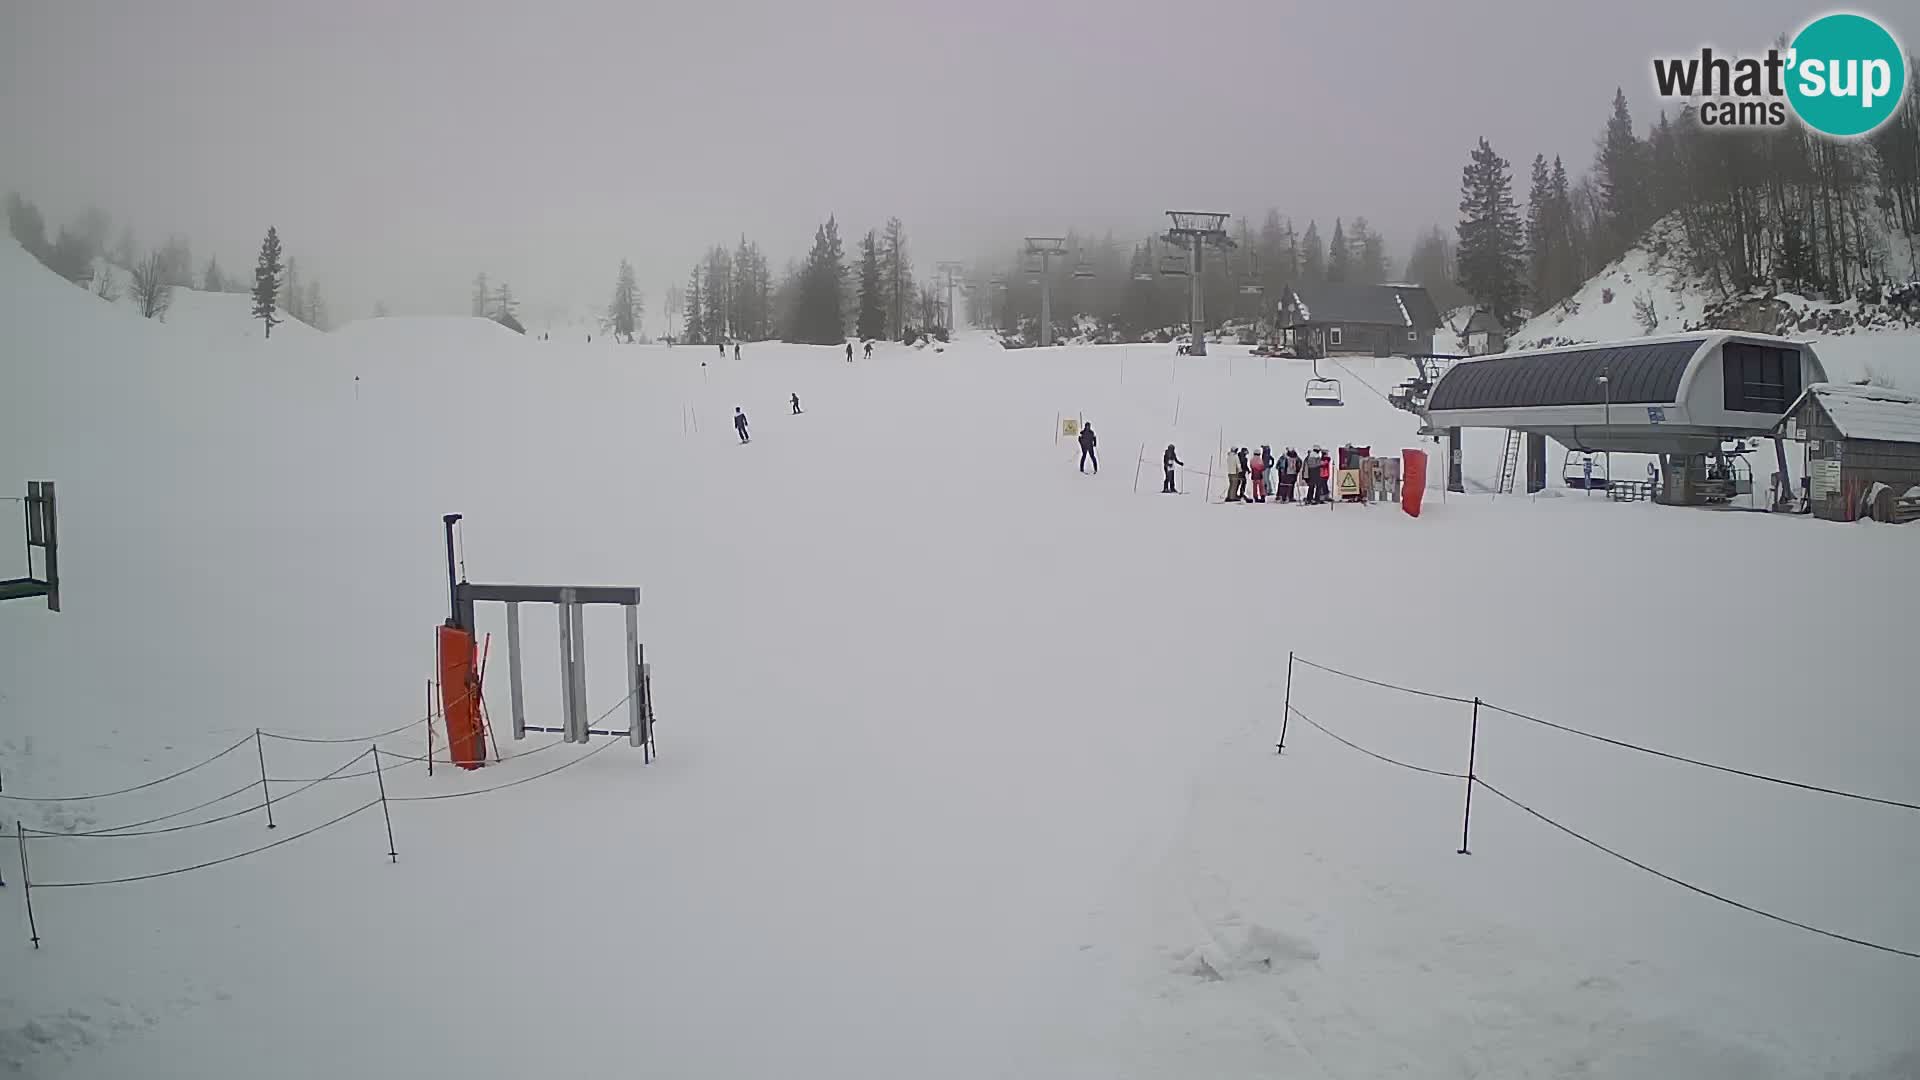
[2,237,1917,1079]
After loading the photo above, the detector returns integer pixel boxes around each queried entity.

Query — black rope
[373,733,569,768]
[1291,656,1476,705]
[31,799,382,888]
[34,750,373,839]
[261,716,427,745]
[1285,705,1467,779]
[1473,777,1920,960]
[0,733,256,802]
[26,779,259,837]
[1480,703,1920,813]
[387,690,638,803]
[390,732,622,802]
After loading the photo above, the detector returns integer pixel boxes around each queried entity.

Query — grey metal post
[1277,651,1293,753]
[39,483,57,613]
[1526,432,1547,493]
[625,604,643,747]
[1188,239,1207,357]
[568,601,589,743]
[1038,251,1053,348]
[557,594,576,742]
[506,601,526,740]
[1447,428,1465,493]
[1457,698,1480,855]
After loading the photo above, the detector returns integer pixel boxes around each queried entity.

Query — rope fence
[1275,650,1920,961]
[5,687,650,946]
[0,685,483,804]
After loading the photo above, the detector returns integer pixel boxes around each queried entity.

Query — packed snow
[2,237,1918,1079]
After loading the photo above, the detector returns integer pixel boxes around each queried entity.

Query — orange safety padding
[437,624,486,770]
[1402,449,1428,518]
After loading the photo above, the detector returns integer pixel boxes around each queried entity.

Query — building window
[1407,329,1417,341]
[1329,327,1343,346]
[1722,342,1801,413]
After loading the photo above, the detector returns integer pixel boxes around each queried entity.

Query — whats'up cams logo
[1652,12,1909,137]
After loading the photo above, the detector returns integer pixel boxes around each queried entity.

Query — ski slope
[2,238,1918,1079]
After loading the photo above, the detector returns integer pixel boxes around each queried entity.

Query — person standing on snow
[846,342,854,362]
[864,341,874,360]
[734,342,742,361]
[1301,448,1321,503]
[1078,422,1099,473]
[791,393,802,415]
[1249,447,1268,503]
[1162,444,1184,493]
[1225,447,1246,502]
[733,407,751,444]
[717,342,726,361]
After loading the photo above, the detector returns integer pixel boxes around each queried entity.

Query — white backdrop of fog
[4,0,1892,325]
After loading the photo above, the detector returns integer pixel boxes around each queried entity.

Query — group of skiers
[1223,445,1334,504]
[844,341,875,362]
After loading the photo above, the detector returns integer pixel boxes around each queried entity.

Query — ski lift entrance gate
[441,515,655,766]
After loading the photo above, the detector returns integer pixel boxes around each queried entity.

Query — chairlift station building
[1421,332,1827,505]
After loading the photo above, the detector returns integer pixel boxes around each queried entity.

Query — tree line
[6,192,336,331]
[1454,68,1920,330]
[655,215,935,347]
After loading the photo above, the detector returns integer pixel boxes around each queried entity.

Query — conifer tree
[252,227,283,339]
[1456,138,1527,327]
[856,230,886,341]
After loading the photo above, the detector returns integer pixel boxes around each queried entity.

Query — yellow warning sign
[1337,469,1362,498]
[1062,418,1080,437]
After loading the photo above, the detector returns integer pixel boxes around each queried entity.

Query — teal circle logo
[1786,13,1908,137]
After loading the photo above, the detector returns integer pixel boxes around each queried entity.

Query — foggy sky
[4,0,1906,326]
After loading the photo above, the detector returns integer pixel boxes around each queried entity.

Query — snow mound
[325,314,528,351]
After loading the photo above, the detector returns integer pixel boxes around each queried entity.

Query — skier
[791,393,802,415]
[1318,447,1332,502]
[733,407,750,444]
[1162,444,1184,493]
[1249,447,1268,503]
[734,342,742,361]
[1302,448,1321,504]
[846,342,854,362]
[717,342,726,361]
[1225,447,1245,502]
[864,341,874,360]
[1078,422,1098,473]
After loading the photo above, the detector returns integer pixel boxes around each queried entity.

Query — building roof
[1426,337,1703,411]
[1279,283,1440,329]
[1463,309,1503,335]
[1790,382,1920,443]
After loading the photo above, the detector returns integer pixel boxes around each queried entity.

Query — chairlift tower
[1163,211,1234,356]
[1024,237,1068,347]
[935,261,966,335]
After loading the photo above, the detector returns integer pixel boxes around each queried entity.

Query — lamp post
[1597,371,1612,491]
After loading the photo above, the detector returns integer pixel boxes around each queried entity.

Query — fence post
[19,822,38,948]
[1132,443,1146,493]
[372,747,397,864]
[255,729,276,830]
[425,679,434,777]
[1457,697,1480,855]
[1278,652,1295,753]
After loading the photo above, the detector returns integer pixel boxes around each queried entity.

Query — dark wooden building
[1777,382,1920,522]
[1275,283,1440,358]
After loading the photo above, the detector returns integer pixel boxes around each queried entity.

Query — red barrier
[1402,449,1428,518]
[437,624,486,770]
